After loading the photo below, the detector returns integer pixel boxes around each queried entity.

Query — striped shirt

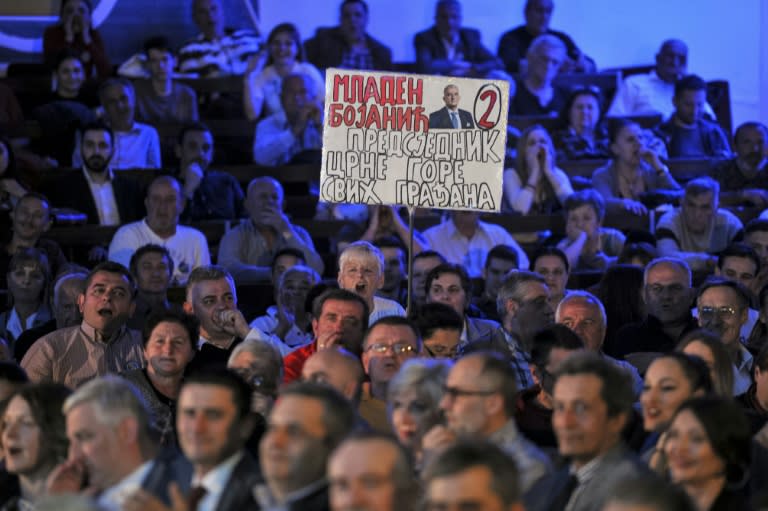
[177,29,262,77]
[20,322,144,388]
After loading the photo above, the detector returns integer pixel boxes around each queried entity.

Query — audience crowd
[0,0,767,510]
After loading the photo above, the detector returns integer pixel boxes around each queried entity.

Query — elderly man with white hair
[555,290,643,395]
[337,241,405,324]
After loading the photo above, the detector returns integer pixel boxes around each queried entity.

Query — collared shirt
[254,478,327,511]
[502,330,535,391]
[5,306,51,345]
[564,454,603,511]
[192,451,244,511]
[20,321,144,389]
[422,218,529,277]
[73,123,161,170]
[82,167,120,226]
[217,219,323,282]
[98,461,154,511]
[487,419,551,492]
[370,295,406,325]
[253,110,323,166]
[249,305,313,356]
[733,343,754,395]
[607,70,716,119]
[108,219,211,286]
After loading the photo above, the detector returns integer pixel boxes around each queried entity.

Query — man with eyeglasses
[359,316,421,432]
[714,243,762,341]
[696,277,753,394]
[423,351,551,492]
[496,270,554,392]
[609,257,698,359]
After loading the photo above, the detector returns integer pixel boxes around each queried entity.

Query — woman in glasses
[387,358,451,469]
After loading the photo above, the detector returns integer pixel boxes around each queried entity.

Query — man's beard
[84,155,109,174]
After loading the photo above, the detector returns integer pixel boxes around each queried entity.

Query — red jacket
[282,342,317,383]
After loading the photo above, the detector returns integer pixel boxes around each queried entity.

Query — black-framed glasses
[424,343,459,359]
[442,385,497,399]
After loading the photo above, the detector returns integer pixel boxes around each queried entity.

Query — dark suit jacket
[414,26,502,76]
[215,452,262,511]
[305,27,392,71]
[41,169,145,225]
[142,449,193,506]
[428,107,475,129]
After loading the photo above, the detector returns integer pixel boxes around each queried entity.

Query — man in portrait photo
[429,84,475,129]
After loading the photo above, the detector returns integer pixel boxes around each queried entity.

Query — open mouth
[97,308,114,318]
[6,446,23,457]
[355,282,367,293]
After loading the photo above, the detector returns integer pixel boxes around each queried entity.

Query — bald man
[302,348,364,404]
[108,176,210,285]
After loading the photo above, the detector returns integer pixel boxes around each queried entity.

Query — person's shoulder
[499,25,527,41]
[177,224,208,238]
[716,207,744,226]
[414,26,437,43]
[460,27,483,40]
[113,219,145,236]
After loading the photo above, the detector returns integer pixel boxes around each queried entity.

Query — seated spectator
[426,263,506,348]
[301,347,363,407]
[72,79,162,170]
[602,476,697,511]
[20,261,144,388]
[0,193,67,290]
[556,291,643,394]
[387,358,450,466]
[411,250,446,311]
[497,0,594,75]
[176,0,262,77]
[617,240,658,267]
[244,23,324,121]
[610,257,698,359]
[174,122,245,221]
[305,0,392,72]
[736,343,768,430]
[530,246,570,306]
[1,383,71,508]
[337,241,405,323]
[714,243,761,340]
[0,137,28,215]
[746,219,768,296]
[122,310,196,446]
[423,351,551,492]
[14,270,86,362]
[423,211,529,278]
[282,288,369,382]
[414,0,506,78]
[556,189,626,271]
[509,34,567,116]
[253,73,322,166]
[126,244,178,332]
[496,270,555,391]
[358,205,429,254]
[595,265,645,352]
[696,278,754,395]
[654,75,731,159]
[249,264,320,355]
[133,36,199,124]
[677,329,735,398]
[108,176,211,286]
[713,121,768,209]
[592,119,682,215]
[515,324,583,450]
[33,50,98,167]
[503,124,573,214]
[608,39,716,119]
[218,177,323,282]
[228,338,283,418]
[748,285,768,355]
[553,86,612,160]
[373,237,407,306]
[411,302,463,358]
[42,122,144,226]
[473,244,520,321]
[42,0,111,79]
[657,177,743,272]
[0,249,53,351]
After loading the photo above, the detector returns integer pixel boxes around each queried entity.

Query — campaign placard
[320,69,509,212]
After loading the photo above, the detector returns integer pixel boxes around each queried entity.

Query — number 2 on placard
[472,83,502,130]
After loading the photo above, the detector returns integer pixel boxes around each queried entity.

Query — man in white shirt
[48,376,163,510]
[109,176,211,285]
[72,79,161,170]
[607,39,715,120]
[423,211,529,277]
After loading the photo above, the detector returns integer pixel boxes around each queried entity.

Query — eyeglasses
[366,343,415,355]
[442,385,497,399]
[699,306,740,321]
[424,344,458,359]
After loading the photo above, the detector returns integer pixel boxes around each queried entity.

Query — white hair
[338,241,384,276]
